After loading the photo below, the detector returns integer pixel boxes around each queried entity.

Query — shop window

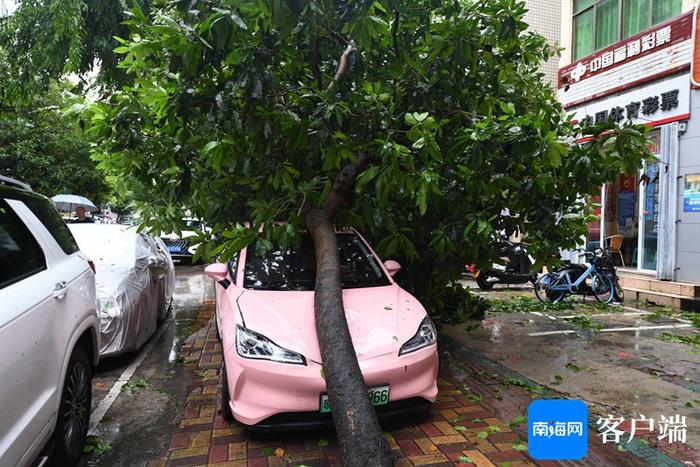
[596,0,620,50]
[573,0,682,61]
[574,8,595,60]
[653,0,681,24]
[624,0,650,37]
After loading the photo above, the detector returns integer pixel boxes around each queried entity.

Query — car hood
[234,284,427,363]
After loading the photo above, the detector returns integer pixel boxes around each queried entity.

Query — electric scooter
[467,239,537,290]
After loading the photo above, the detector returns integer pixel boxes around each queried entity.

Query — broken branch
[326,40,356,93]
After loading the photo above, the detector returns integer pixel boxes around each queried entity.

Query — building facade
[558,0,700,285]
[524,0,563,84]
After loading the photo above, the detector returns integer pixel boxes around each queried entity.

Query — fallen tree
[66,0,651,464]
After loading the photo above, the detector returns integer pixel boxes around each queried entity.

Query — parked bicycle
[534,248,616,304]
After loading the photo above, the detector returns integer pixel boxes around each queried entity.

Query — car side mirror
[205,263,230,289]
[384,260,401,277]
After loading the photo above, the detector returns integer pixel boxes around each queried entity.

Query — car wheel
[52,346,92,465]
[220,361,234,422]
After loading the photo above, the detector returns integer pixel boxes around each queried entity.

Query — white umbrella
[51,194,98,213]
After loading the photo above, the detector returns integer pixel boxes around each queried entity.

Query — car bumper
[249,397,432,432]
[224,344,438,427]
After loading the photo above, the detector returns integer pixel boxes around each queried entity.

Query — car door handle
[53,281,68,299]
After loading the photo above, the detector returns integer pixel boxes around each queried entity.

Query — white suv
[0,176,100,466]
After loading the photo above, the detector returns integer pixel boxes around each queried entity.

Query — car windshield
[183,219,201,229]
[243,233,390,291]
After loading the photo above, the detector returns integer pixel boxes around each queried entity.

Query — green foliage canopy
[0,113,111,205]
[0,83,111,205]
[77,0,650,318]
[0,0,148,105]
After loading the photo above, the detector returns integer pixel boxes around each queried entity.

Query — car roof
[0,175,32,191]
[0,183,51,206]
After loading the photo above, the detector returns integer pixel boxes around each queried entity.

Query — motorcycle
[467,239,537,290]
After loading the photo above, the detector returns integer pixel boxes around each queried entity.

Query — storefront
[588,132,663,272]
[559,9,700,284]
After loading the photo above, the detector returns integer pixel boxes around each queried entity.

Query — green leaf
[63,103,85,117]
[355,166,380,193]
[509,414,527,426]
[83,435,112,455]
[476,221,491,235]
[498,101,515,115]
[317,438,329,447]
[476,431,489,439]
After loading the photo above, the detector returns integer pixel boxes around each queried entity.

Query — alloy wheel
[63,359,90,454]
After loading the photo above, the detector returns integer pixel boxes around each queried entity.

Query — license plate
[320,385,390,413]
[168,246,180,253]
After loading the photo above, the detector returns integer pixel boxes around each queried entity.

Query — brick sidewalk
[148,303,539,467]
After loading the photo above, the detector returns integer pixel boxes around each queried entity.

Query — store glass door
[601,174,638,267]
[639,160,660,272]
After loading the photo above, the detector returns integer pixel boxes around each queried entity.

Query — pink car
[204,228,438,430]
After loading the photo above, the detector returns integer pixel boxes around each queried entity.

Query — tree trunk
[305,205,393,466]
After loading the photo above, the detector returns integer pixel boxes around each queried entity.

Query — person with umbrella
[73,206,94,223]
[50,194,98,223]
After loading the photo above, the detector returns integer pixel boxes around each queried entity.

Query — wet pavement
[443,280,700,465]
[78,267,700,466]
[82,265,213,466]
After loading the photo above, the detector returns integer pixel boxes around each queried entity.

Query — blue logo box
[528,400,588,460]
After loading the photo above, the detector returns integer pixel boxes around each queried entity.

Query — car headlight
[236,325,306,365]
[399,316,437,355]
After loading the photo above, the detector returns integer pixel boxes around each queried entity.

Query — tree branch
[323,152,373,217]
[326,40,356,93]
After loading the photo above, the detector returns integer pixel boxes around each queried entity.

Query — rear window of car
[21,197,80,255]
[0,201,46,289]
[244,233,390,291]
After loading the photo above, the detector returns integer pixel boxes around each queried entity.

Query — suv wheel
[221,361,234,422]
[52,346,92,464]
